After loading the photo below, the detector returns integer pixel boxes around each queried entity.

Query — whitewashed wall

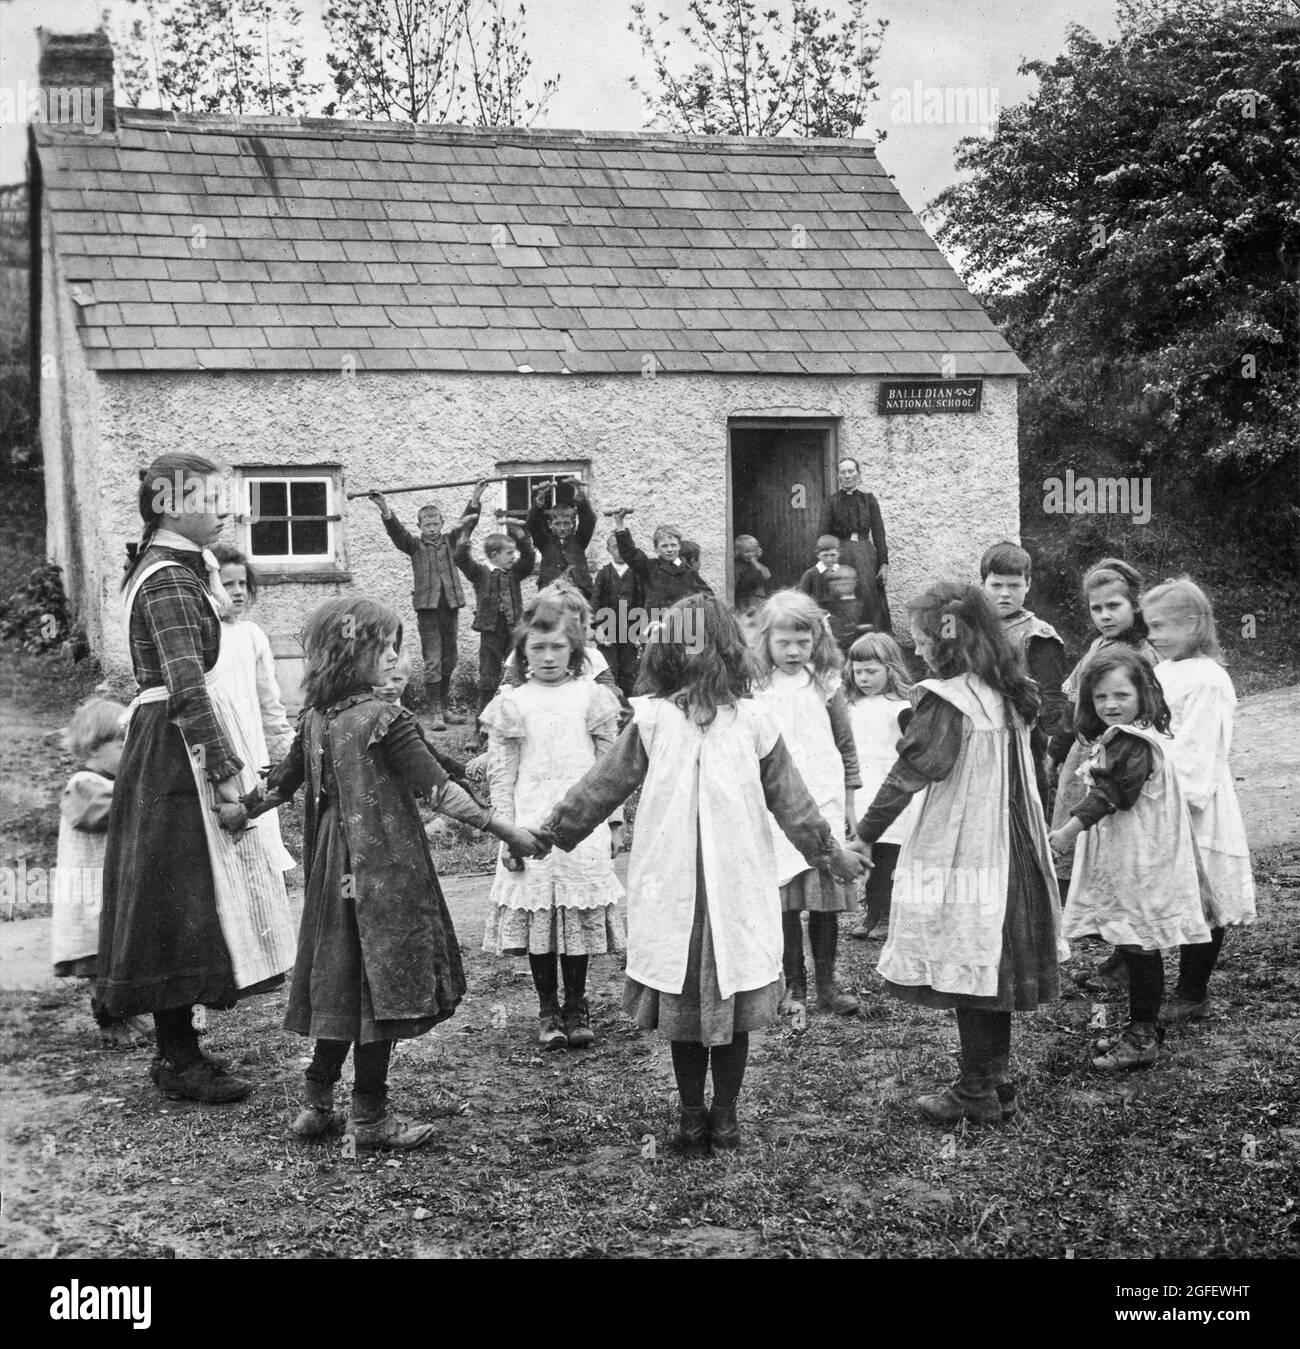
[76,369,1020,702]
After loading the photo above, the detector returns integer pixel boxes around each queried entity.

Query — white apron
[1063,724,1214,950]
[849,695,921,847]
[213,619,296,872]
[50,772,109,967]
[878,674,1065,998]
[758,668,846,887]
[123,560,296,990]
[1156,658,1256,926]
[626,697,784,999]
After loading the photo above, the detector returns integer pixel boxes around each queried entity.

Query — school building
[29,31,1027,708]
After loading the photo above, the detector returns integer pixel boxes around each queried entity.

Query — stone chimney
[37,30,116,133]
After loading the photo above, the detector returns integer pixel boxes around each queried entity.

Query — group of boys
[370,480,712,730]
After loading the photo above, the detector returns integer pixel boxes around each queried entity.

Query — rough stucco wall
[92,371,1019,696]
[40,208,104,652]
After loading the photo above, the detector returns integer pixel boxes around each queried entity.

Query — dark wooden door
[730,425,831,594]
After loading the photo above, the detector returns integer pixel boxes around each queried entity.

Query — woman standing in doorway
[99,453,296,1104]
[818,457,891,634]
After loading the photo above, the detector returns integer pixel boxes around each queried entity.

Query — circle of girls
[60,453,1254,1159]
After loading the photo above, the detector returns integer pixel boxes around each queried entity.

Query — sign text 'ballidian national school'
[878,379,983,415]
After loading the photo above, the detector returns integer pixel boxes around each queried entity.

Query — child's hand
[828,846,867,883]
[471,478,491,504]
[845,838,874,870]
[368,490,391,518]
[1047,829,1072,854]
[609,822,626,857]
[215,802,249,835]
[608,507,629,527]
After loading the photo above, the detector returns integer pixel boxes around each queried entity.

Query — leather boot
[427,695,447,733]
[986,1054,1017,1120]
[708,1101,741,1151]
[292,1078,343,1139]
[348,1089,438,1151]
[678,1105,710,1159]
[916,1057,1003,1125]
[562,997,595,1049]
[814,960,860,1016]
[538,997,566,1051]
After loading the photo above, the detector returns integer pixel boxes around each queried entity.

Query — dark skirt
[285,799,464,1044]
[839,537,891,633]
[884,740,1060,1013]
[623,841,779,1047]
[97,702,280,1016]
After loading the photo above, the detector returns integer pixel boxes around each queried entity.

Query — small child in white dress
[1049,648,1212,1071]
[51,698,151,1047]
[1144,577,1256,1024]
[481,596,625,1050]
[843,631,922,941]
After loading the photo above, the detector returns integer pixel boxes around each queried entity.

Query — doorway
[728,420,837,597]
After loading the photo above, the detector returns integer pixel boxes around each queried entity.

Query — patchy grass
[3,865,1297,1259]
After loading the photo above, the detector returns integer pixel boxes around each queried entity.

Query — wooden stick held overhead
[346,475,509,500]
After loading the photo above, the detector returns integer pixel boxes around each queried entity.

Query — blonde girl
[843,632,921,941]
[482,597,625,1050]
[1143,578,1256,1023]
[751,590,862,1016]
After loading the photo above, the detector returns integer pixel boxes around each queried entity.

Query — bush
[0,562,70,653]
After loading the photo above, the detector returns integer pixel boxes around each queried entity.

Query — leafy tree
[932,0,1299,554]
[630,0,886,138]
[112,0,321,116]
[324,0,557,125]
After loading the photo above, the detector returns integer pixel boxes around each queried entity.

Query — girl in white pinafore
[843,630,922,941]
[1144,578,1256,1024]
[530,596,863,1156]
[1050,647,1212,1071]
[481,598,624,1051]
[750,590,862,1017]
[855,584,1065,1126]
[214,547,296,874]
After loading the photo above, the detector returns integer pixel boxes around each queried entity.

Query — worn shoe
[99,1018,152,1049]
[708,1101,741,1151]
[677,1105,711,1159]
[348,1090,438,1151]
[427,701,448,733]
[780,970,807,1015]
[1159,996,1211,1025]
[1092,1023,1160,1072]
[292,1079,343,1139]
[562,999,595,1049]
[816,977,860,1017]
[916,1058,1003,1125]
[987,1054,1018,1120]
[849,917,879,941]
[538,1011,567,1051]
[152,1056,252,1103]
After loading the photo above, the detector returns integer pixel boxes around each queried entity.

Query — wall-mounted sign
[877,379,983,415]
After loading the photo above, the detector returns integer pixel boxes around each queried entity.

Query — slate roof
[32,109,1027,377]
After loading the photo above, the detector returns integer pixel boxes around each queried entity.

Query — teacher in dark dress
[818,457,892,634]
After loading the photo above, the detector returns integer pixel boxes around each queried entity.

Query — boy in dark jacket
[527,480,596,597]
[454,516,536,716]
[591,532,645,698]
[979,540,1069,817]
[610,510,712,614]
[798,534,862,649]
[370,488,478,730]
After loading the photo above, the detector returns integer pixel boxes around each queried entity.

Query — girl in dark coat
[240,597,536,1150]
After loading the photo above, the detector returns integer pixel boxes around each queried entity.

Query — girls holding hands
[241,597,537,1150]
[481,596,625,1051]
[856,583,1064,1124]
[1144,579,1256,1022]
[751,591,863,1017]
[1049,649,1212,1069]
[525,596,865,1156]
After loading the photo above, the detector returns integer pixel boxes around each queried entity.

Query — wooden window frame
[234,464,351,583]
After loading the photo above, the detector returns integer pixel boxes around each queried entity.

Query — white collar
[152,527,201,552]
